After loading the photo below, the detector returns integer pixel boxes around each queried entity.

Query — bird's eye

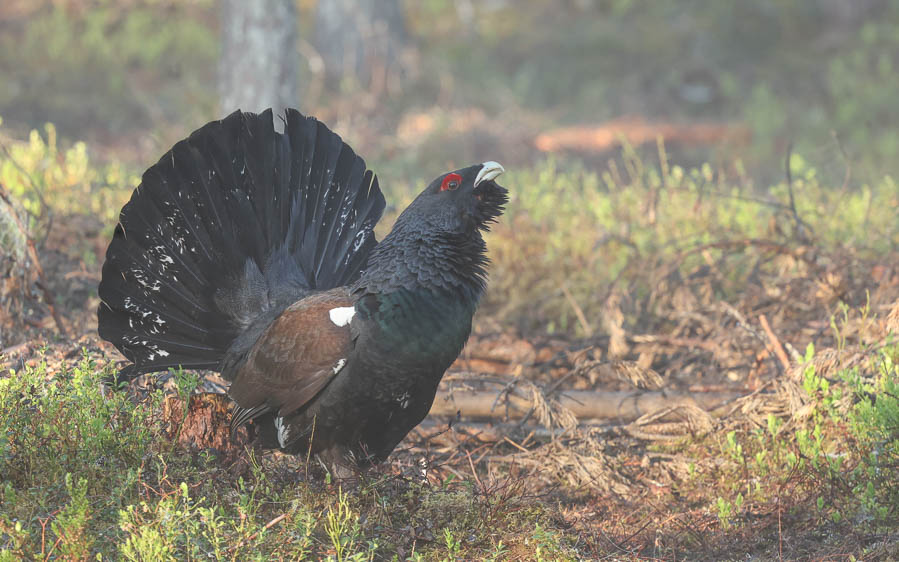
[440,173,462,192]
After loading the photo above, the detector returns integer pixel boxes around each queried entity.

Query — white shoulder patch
[328,306,355,327]
[332,357,347,374]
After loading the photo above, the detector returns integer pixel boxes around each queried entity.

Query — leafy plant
[0,119,136,236]
[483,154,899,337]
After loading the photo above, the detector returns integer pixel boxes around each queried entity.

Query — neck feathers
[354,225,489,303]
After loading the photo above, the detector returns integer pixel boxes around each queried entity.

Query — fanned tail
[98,109,385,382]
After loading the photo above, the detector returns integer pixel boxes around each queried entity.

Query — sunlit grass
[483,153,898,336]
[2,117,899,558]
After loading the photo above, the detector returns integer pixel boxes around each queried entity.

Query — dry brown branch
[1,341,31,357]
[885,299,899,335]
[227,513,287,553]
[830,130,852,192]
[783,142,813,241]
[534,116,751,153]
[609,360,664,390]
[524,380,578,433]
[603,292,629,358]
[759,314,791,371]
[560,283,594,336]
[624,403,714,440]
[430,387,740,423]
[628,333,721,353]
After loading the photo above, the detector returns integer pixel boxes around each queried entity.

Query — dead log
[534,116,752,153]
[163,387,741,446]
[429,388,740,423]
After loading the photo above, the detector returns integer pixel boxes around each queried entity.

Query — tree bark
[219,0,298,118]
[314,0,407,92]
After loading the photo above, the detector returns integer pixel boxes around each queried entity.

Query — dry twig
[759,314,791,371]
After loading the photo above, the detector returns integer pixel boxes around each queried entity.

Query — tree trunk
[219,0,298,118]
[314,0,408,93]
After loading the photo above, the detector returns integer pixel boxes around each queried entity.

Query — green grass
[3,116,899,558]
[483,151,898,336]
[689,341,899,535]
[0,119,136,237]
[0,354,577,560]
[2,337,898,558]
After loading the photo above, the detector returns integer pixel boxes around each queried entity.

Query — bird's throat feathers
[354,224,490,305]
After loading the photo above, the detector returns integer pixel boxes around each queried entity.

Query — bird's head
[394,161,508,235]
[356,162,508,298]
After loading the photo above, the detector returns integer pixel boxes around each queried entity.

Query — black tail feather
[99,109,385,382]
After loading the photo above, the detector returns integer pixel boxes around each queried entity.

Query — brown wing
[228,288,353,426]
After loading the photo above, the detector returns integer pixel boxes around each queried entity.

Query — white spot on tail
[275,416,290,448]
[328,306,355,327]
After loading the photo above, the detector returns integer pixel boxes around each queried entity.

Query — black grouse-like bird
[97,109,507,472]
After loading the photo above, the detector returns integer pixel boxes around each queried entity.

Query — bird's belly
[278,362,443,464]
[330,363,441,460]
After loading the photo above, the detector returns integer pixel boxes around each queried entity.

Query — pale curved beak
[474,161,505,187]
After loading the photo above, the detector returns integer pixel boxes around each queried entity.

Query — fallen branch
[534,116,751,153]
[561,283,594,336]
[429,388,740,423]
[227,513,287,553]
[759,314,791,371]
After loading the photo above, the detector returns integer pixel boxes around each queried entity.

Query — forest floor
[2,114,899,560]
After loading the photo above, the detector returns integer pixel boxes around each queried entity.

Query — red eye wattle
[440,173,462,192]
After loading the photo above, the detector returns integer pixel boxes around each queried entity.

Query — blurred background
[2,0,899,343]
[2,0,898,183]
